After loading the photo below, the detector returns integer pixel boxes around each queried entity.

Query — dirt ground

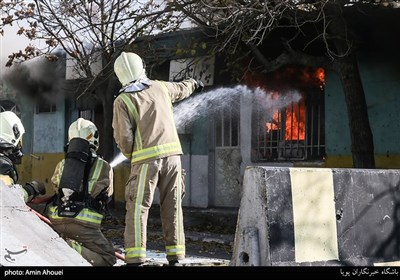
[28,200,237,264]
[102,203,237,261]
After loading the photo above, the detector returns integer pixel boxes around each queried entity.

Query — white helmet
[114,52,145,86]
[68,118,99,150]
[0,111,25,149]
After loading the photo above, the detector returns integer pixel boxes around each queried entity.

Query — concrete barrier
[0,182,90,266]
[231,166,400,266]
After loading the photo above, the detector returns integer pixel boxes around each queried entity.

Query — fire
[244,65,322,144]
[265,93,305,141]
[316,67,325,89]
[284,97,305,140]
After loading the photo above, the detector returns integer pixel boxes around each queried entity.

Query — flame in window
[285,97,305,140]
[244,65,325,161]
[265,93,305,141]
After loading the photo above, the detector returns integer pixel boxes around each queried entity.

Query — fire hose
[29,196,125,262]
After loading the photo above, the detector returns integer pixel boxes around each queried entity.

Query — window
[0,100,19,114]
[79,110,93,121]
[250,66,325,162]
[36,102,56,114]
[215,96,240,148]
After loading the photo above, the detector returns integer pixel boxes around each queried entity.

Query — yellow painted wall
[17,154,130,203]
[17,153,64,195]
[113,165,130,202]
[16,153,399,204]
[375,155,400,169]
[321,155,353,168]
[323,155,400,169]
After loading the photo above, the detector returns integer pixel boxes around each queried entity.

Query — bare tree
[0,0,184,160]
[2,0,399,166]
[171,0,400,168]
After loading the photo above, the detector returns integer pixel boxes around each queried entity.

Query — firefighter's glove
[24,180,46,198]
[194,79,204,93]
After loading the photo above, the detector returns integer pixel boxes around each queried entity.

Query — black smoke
[2,53,66,103]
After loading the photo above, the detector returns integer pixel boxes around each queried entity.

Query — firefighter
[0,111,45,202]
[47,118,116,266]
[112,51,204,266]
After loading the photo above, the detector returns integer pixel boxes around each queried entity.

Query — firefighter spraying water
[112,51,204,266]
[109,85,300,168]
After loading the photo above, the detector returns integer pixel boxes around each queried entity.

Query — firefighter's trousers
[124,155,185,264]
[53,222,116,266]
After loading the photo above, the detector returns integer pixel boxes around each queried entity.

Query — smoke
[2,54,66,103]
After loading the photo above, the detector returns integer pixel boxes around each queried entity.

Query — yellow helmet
[68,118,99,150]
[114,52,145,86]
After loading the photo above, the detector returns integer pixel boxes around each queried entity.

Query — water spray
[111,85,302,167]
[173,85,302,130]
[110,153,128,168]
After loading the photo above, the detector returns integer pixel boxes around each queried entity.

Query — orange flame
[244,65,323,143]
[285,98,305,140]
[265,94,305,141]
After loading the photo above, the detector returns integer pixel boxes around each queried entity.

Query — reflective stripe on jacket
[112,79,197,165]
[48,157,113,228]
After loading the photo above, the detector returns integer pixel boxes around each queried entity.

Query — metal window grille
[79,110,93,121]
[252,90,325,162]
[215,103,240,148]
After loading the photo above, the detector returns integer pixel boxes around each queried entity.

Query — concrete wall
[17,153,64,195]
[32,101,65,153]
[15,100,76,195]
[324,51,400,168]
[231,166,400,266]
[214,148,242,207]
[187,155,209,207]
[149,154,209,208]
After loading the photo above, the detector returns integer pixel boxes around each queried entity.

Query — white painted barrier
[231,166,400,266]
[0,182,90,266]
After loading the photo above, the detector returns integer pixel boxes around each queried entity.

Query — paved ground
[113,251,230,267]
[28,200,238,266]
[103,203,238,266]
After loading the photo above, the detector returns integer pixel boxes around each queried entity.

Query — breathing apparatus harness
[0,152,18,183]
[56,137,96,218]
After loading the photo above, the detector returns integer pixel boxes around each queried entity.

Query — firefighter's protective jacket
[112,78,197,165]
[48,157,113,228]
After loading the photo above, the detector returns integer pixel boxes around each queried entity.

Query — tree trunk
[96,74,118,162]
[335,54,375,168]
[327,6,376,169]
[101,88,115,162]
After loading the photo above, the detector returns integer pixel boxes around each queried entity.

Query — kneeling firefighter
[0,111,45,202]
[47,118,116,266]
